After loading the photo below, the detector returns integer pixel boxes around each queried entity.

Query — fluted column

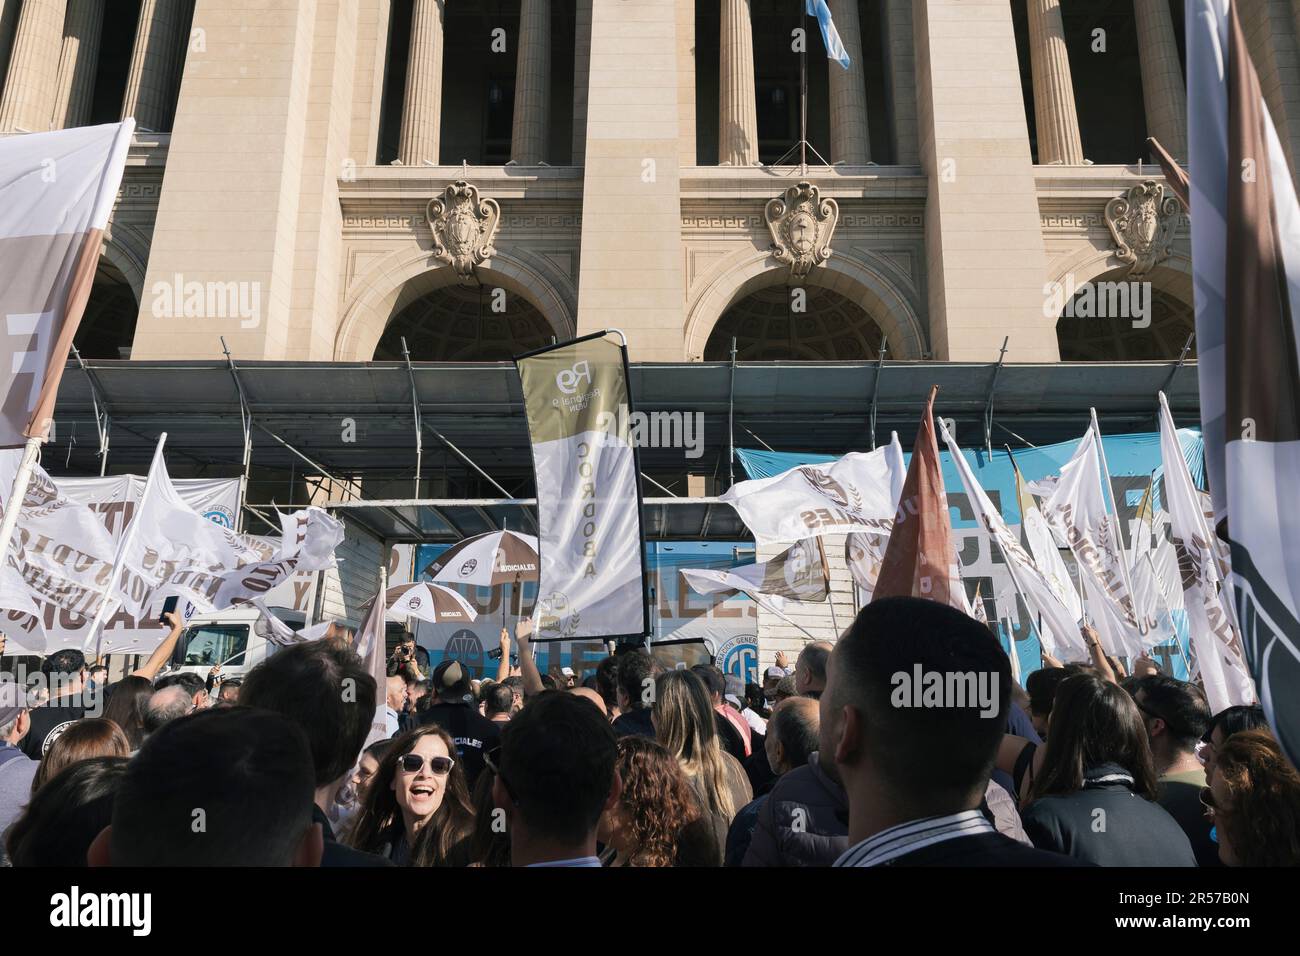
[827,0,869,164]
[1026,0,1083,164]
[397,0,444,166]
[510,0,550,164]
[0,0,65,133]
[121,0,188,131]
[1134,0,1187,160]
[51,0,104,129]
[718,0,758,166]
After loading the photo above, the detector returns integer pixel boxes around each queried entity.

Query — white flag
[1041,427,1147,657]
[354,585,390,751]
[1159,393,1256,711]
[111,440,344,629]
[939,420,1086,661]
[722,439,905,547]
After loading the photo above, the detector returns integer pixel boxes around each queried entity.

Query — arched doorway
[75,258,138,359]
[1055,266,1195,360]
[703,285,886,360]
[374,282,555,360]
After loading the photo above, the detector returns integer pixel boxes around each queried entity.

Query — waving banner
[0,450,241,654]
[516,332,648,641]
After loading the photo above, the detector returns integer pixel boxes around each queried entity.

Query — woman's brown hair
[1215,729,1300,866]
[611,736,699,867]
[1031,673,1158,803]
[32,718,131,793]
[344,724,474,866]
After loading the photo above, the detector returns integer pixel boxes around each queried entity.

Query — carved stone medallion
[765,181,839,280]
[1104,180,1180,277]
[426,181,501,279]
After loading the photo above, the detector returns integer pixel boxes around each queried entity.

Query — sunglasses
[399,753,455,775]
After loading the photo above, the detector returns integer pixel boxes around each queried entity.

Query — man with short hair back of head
[20,649,91,759]
[494,691,621,866]
[485,684,515,723]
[155,671,209,711]
[611,650,659,739]
[89,707,323,867]
[1131,674,1217,866]
[824,598,1077,867]
[240,641,389,867]
[795,642,833,699]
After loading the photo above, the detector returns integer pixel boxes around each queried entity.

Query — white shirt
[833,810,995,867]
[384,706,399,737]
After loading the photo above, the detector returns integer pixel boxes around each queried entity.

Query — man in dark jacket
[611,649,658,738]
[418,659,500,787]
[824,598,1081,867]
[739,697,846,866]
[240,641,392,867]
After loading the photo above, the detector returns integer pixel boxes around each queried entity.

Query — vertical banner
[1188,0,1300,767]
[516,332,649,640]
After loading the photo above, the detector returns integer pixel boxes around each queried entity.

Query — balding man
[740,695,848,867]
[144,685,195,736]
[795,642,833,699]
[569,686,608,718]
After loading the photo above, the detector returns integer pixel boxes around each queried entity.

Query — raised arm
[515,618,545,699]
[495,627,511,684]
[132,611,185,681]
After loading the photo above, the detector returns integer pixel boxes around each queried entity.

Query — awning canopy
[50,358,1201,506]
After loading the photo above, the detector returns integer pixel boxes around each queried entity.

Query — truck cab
[166,605,306,680]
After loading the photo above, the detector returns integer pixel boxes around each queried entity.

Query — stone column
[121,0,188,131]
[827,0,869,164]
[397,0,444,166]
[51,0,104,129]
[882,0,917,164]
[1026,0,1083,164]
[510,0,550,164]
[0,1,23,88]
[718,0,758,166]
[1134,0,1187,160]
[0,0,65,133]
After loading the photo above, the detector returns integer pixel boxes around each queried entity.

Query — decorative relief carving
[1104,181,1181,276]
[764,181,838,280]
[426,181,501,279]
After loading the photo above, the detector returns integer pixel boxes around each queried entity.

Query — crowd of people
[1,596,1298,867]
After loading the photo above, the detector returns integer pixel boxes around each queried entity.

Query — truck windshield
[180,624,249,667]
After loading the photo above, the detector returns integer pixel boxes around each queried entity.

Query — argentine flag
[807,0,851,70]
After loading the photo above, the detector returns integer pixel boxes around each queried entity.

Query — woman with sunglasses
[345,725,474,866]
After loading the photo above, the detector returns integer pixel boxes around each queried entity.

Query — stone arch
[1047,248,1195,360]
[684,247,927,361]
[335,246,577,361]
[99,224,149,306]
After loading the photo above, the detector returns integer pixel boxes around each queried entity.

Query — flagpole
[800,0,808,175]
[0,436,42,564]
[87,432,168,657]
[814,535,838,633]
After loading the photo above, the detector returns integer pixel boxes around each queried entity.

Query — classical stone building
[0,0,1238,370]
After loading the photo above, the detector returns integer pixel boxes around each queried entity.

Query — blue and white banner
[807,0,850,70]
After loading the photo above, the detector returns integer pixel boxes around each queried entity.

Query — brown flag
[873,386,961,607]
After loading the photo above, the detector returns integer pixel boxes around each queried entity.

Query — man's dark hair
[240,641,377,787]
[1130,674,1210,753]
[833,597,1010,805]
[691,664,726,700]
[1204,703,1269,743]
[5,757,127,866]
[595,656,620,711]
[616,650,656,712]
[498,691,617,846]
[1025,666,1067,718]
[769,699,819,770]
[485,684,515,717]
[110,707,316,866]
[155,671,206,697]
[41,648,85,678]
